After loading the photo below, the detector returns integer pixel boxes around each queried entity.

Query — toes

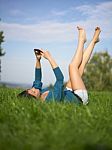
[77,26,80,30]
[95,27,99,30]
[77,26,83,30]
[95,27,101,31]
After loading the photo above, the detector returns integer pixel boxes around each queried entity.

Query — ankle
[78,39,86,45]
[92,37,99,44]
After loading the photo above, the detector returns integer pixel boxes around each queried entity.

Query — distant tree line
[83,51,112,91]
[0,19,5,80]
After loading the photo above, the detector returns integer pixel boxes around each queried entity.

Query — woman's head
[17,88,40,99]
[18,87,49,102]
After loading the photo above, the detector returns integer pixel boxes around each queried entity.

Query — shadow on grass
[84,144,112,150]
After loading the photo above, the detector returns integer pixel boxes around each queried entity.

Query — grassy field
[0,86,112,150]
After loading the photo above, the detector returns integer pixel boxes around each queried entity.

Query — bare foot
[77,26,87,43]
[92,27,101,43]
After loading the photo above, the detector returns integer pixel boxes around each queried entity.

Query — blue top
[32,67,81,104]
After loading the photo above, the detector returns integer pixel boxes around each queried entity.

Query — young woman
[18,49,64,102]
[18,26,101,105]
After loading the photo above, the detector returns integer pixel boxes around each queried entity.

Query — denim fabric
[63,88,82,104]
[32,67,82,104]
[32,68,43,90]
[45,67,64,102]
[32,67,64,101]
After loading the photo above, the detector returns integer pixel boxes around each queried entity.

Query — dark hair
[17,90,36,99]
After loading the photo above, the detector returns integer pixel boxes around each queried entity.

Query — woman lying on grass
[18,26,101,105]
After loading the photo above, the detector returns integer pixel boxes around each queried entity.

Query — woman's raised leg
[66,27,101,89]
[79,27,101,76]
[68,26,86,90]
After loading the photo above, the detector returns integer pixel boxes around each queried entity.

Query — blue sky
[0,0,112,86]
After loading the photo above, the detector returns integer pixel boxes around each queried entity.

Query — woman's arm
[32,50,43,90]
[41,50,64,101]
[42,50,58,69]
[42,50,64,80]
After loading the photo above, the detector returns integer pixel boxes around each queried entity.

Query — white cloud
[51,10,69,16]
[76,1,112,17]
[1,1,112,44]
[1,21,75,43]
[75,1,112,39]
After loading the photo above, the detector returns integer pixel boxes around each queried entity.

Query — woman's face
[27,87,49,101]
[27,87,40,98]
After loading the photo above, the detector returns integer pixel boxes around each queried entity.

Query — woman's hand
[34,49,43,61]
[41,50,52,60]
[41,49,58,69]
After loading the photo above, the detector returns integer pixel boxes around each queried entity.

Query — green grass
[0,86,112,150]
